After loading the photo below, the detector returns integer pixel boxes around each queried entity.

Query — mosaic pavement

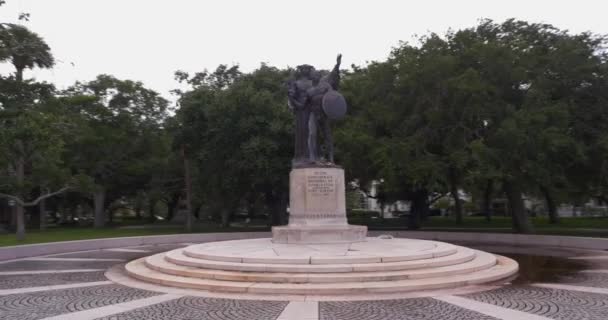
[319,298,499,320]
[97,297,288,320]
[0,243,607,319]
[465,286,608,320]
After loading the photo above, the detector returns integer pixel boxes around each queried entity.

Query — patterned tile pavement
[0,284,159,320]
[0,244,607,319]
[320,298,499,320]
[97,296,288,320]
[0,260,121,271]
[0,271,107,289]
[464,285,608,320]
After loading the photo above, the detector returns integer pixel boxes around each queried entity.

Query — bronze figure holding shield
[287,54,347,167]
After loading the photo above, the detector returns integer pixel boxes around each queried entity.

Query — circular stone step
[124,255,518,295]
[143,250,498,283]
[121,237,519,298]
[165,246,477,273]
[182,238,458,265]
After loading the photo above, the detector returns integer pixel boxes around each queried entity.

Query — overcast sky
[1,0,607,101]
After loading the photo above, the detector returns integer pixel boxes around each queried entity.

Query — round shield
[322,90,347,120]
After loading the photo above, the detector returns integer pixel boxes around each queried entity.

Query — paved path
[0,243,607,319]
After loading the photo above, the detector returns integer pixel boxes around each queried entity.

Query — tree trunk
[16,67,24,82]
[93,188,106,228]
[267,191,288,226]
[165,193,180,221]
[15,205,25,241]
[107,196,115,224]
[408,190,428,230]
[448,168,463,224]
[183,149,193,232]
[482,179,493,222]
[9,203,16,229]
[15,149,25,240]
[194,204,202,219]
[220,208,231,228]
[540,186,559,224]
[13,69,25,239]
[148,199,157,223]
[246,196,257,220]
[503,180,533,233]
[39,199,46,231]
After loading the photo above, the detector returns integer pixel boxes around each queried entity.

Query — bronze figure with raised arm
[287,54,347,167]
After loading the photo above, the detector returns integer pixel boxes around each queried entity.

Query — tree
[0,23,55,239]
[0,24,54,81]
[0,79,76,239]
[465,20,606,232]
[62,75,170,227]
[174,64,292,227]
[338,35,481,228]
[339,19,608,233]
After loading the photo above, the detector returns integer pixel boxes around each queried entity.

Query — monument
[272,54,367,244]
[118,55,518,300]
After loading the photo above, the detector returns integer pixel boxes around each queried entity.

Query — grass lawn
[1,216,607,247]
[0,223,270,247]
[354,215,608,229]
[425,216,608,229]
[350,216,608,238]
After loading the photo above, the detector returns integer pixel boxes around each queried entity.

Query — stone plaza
[1,159,607,319]
[1,236,608,319]
[2,114,608,319]
[1,11,608,319]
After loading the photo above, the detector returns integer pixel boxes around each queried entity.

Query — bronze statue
[287,54,346,167]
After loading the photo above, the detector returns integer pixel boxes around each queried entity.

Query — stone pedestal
[272,167,367,244]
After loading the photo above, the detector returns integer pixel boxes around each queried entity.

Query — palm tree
[0,24,54,82]
[0,24,54,240]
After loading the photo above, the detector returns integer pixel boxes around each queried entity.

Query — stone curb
[1,230,607,261]
[367,231,608,251]
[0,232,270,261]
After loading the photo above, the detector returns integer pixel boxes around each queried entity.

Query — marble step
[125,255,518,295]
[144,250,497,283]
[165,247,477,273]
[183,240,458,265]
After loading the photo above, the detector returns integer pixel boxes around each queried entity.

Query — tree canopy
[1,17,607,239]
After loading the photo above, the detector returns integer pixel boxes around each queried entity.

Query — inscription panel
[289,167,348,225]
[305,170,339,214]
[307,171,335,196]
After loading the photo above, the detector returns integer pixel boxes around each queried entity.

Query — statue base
[272,166,367,244]
[272,225,367,244]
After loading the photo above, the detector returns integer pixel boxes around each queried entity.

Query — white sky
[1,0,607,101]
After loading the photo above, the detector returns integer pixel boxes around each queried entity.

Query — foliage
[173,64,292,226]
[337,19,608,233]
[60,75,172,226]
[0,24,54,80]
[1,16,608,239]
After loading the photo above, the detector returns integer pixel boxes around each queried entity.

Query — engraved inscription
[307,171,335,196]
[299,169,344,221]
[304,213,337,219]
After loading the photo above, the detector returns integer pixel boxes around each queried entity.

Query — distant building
[349,181,408,218]
[352,181,607,218]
